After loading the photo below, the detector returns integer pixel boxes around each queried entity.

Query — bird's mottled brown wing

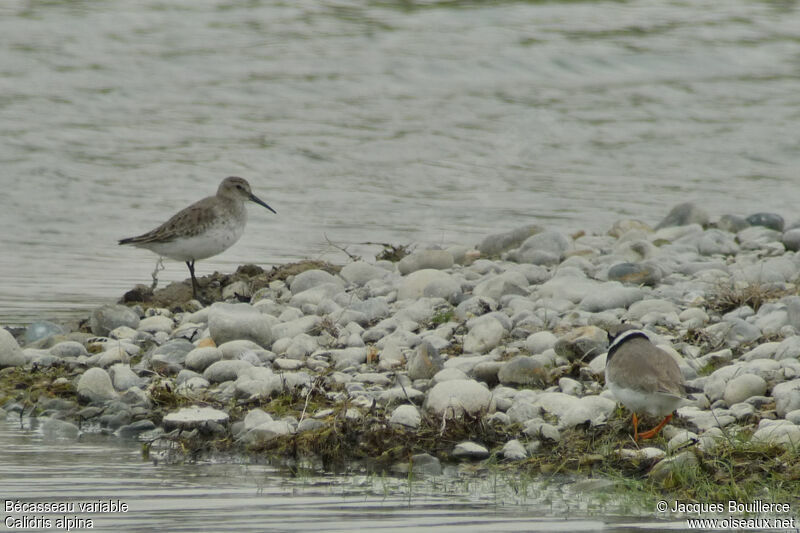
[119,196,217,245]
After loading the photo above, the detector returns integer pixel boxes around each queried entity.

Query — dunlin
[119,177,276,298]
[605,326,686,441]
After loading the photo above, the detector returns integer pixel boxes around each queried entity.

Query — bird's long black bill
[250,193,276,214]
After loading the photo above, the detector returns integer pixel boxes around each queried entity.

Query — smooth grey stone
[453,441,489,460]
[390,404,421,429]
[785,409,800,425]
[511,230,570,265]
[729,402,755,420]
[289,269,343,294]
[697,229,739,256]
[77,368,119,404]
[398,250,454,275]
[524,331,558,354]
[578,284,644,312]
[627,299,678,320]
[716,214,749,233]
[455,296,496,321]
[90,305,140,336]
[533,392,616,429]
[424,379,492,417]
[772,379,800,417]
[431,367,469,384]
[203,359,254,383]
[401,453,442,476]
[163,406,229,430]
[746,212,784,231]
[606,262,662,286]
[397,269,458,301]
[284,334,318,360]
[49,341,88,358]
[242,420,293,444]
[649,451,699,482]
[377,386,425,406]
[351,298,391,322]
[243,408,273,431]
[329,347,368,369]
[235,374,282,399]
[0,329,26,368]
[339,261,388,286]
[272,316,322,341]
[24,321,66,345]
[117,419,157,438]
[472,271,529,300]
[554,326,608,362]
[750,419,800,448]
[507,399,541,424]
[524,420,561,442]
[736,226,783,250]
[407,341,443,380]
[655,202,709,229]
[183,347,223,372]
[501,439,528,460]
[677,406,736,432]
[497,356,546,386]
[478,225,542,257]
[471,361,503,386]
[41,417,79,440]
[120,387,150,407]
[208,303,273,347]
[108,364,144,391]
[723,374,767,405]
[559,377,583,396]
[781,229,800,252]
[137,315,173,334]
[290,283,345,307]
[463,317,505,354]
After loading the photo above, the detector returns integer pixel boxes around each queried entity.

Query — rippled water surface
[1,418,684,532]
[2,0,800,323]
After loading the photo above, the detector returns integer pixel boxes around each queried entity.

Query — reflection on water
[0,417,680,532]
[2,0,800,323]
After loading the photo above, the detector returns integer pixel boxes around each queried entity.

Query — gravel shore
[2,202,800,497]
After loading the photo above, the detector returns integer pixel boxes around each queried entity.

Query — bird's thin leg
[186,260,198,298]
[150,257,165,290]
[638,413,673,440]
[632,412,639,442]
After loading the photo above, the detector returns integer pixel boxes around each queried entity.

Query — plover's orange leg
[638,413,673,440]
[632,412,639,441]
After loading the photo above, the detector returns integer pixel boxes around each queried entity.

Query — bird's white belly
[144,223,245,261]
[608,383,683,418]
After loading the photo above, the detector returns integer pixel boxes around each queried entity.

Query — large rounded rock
[511,230,570,265]
[655,202,709,229]
[390,404,421,429]
[746,212,784,232]
[723,374,767,405]
[398,269,459,301]
[289,269,343,294]
[578,284,644,312]
[208,303,273,347]
[185,347,224,372]
[339,261,388,286]
[497,356,546,386]
[534,392,616,429]
[90,305,140,336]
[463,317,505,354]
[606,262,662,286]
[407,341,444,380]
[772,379,800,418]
[77,368,119,404]
[424,379,493,417]
[554,326,608,362]
[398,250,454,275]
[0,329,25,368]
[478,225,542,257]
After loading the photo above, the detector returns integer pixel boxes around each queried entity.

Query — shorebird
[119,177,275,298]
[605,326,686,441]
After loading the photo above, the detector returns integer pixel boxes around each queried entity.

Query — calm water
[0,417,684,532]
[1,0,800,323]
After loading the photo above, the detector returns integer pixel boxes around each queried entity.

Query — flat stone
[717,214,749,233]
[578,284,644,312]
[453,441,489,460]
[746,212,784,231]
[772,379,800,417]
[511,230,570,264]
[163,406,229,430]
[524,331,558,354]
[90,305,140,336]
[472,271,529,301]
[289,269,343,294]
[606,262,662,286]
[751,419,800,448]
[137,315,173,334]
[697,229,739,256]
[533,392,616,429]
[271,316,322,342]
[108,364,144,391]
[397,269,460,302]
[49,341,88,358]
[398,250,454,275]
[24,321,66,345]
[290,283,345,307]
